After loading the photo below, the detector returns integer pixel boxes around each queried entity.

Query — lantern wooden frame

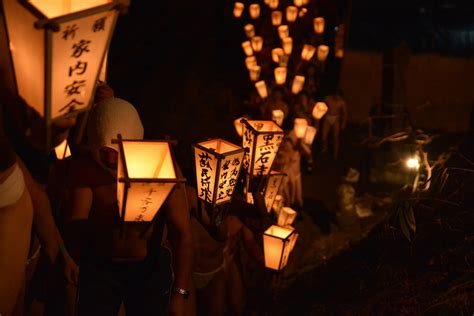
[263,225,296,271]
[262,171,286,213]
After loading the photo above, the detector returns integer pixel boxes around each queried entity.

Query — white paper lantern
[234,117,245,137]
[272,109,284,126]
[242,41,253,56]
[278,206,297,226]
[274,67,287,85]
[269,0,279,9]
[244,24,255,38]
[271,11,283,26]
[294,0,304,7]
[317,45,330,61]
[294,118,308,138]
[251,36,263,52]
[282,37,293,55]
[303,126,317,145]
[278,25,289,39]
[233,2,244,18]
[255,80,268,99]
[263,225,296,270]
[291,75,305,94]
[301,44,316,61]
[249,65,261,81]
[312,102,328,119]
[286,6,298,22]
[263,171,285,212]
[249,4,260,19]
[313,17,325,34]
[245,56,257,70]
[271,48,284,63]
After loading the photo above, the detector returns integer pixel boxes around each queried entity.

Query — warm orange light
[244,24,255,38]
[286,6,298,22]
[234,117,245,137]
[278,25,289,39]
[287,225,299,252]
[282,37,293,55]
[298,7,307,17]
[272,109,284,126]
[54,138,71,160]
[251,36,263,52]
[274,67,287,85]
[294,0,303,7]
[271,48,284,63]
[304,126,317,145]
[293,118,308,139]
[249,4,260,19]
[312,102,328,119]
[278,54,289,67]
[263,225,296,270]
[263,171,285,212]
[249,65,261,81]
[271,11,282,26]
[317,45,330,61]
[242,41,253,56]
[255,80,268,99]
[269,0,279,9]
[273,194,283,216]
[291,75,305,94]
[245,56,257,70]
[335,49,344,58]
[301,44,316,61]
[278,206,297,226]
[313,17,325,34]
[29,0,111,19]
[233,2,244,18]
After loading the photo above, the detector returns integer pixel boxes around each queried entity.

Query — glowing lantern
[249,4,260,19]
[301,44,316,61]
[294,118,308,138]
[234,117,244,137]
[249,65,261,81]
[313,17,325,34]
[287,226,299,252]
[272,109,284,126]
[274,67,287,85]
[273,194,283,215]
[291,75,305,94]
[242,41,253,56]
[269,0,279,9]
[194,139,245,206]
[264,0,270,5]
[278,206,297,226]
[244,24,255,38]
[241,119,284,176]
[278,25,289,39]
[318,45,329,61]
[271,48,284,63]
[302,0,309,4]
[286,6,298,22]
[282,37,292,55]
[251,36,263,52]
[255,80,268,99]
[116,134,183,222]
[245,56,257,70]
[406,157,420,169]
[233,2,244,18]
[263,225,296,270]
[303,126,317,145]
[312,102,328,119]
[1,0,124,148]
[263,171,285,212]
[298,8,307,17]
[294,0,304,7]
[54,139,71,160]
[278,54,289,67]
[98,50,108,82]
[271,11,282,26]
[335,49,344,58]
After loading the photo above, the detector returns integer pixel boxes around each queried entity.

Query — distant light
[406,158,420,169]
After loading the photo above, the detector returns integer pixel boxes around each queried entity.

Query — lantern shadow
[302,197,338,235]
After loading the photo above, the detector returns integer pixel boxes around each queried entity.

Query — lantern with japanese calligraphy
[271,48,284,63]
[269,0,279,9]
[303,126,317,145]
[115,134,184,222]
[271,109,284,126]
[255,80,268,99]
[291,75,305,94]
[245,56,257,70]
[1,0,125,148]
[233,2,244,18]
[242,41,253,56]
[263,171,285,212]
[278,25,289,39]
[54,138,71,160]
[263,225,296,270]
[244,24,255,38]
[278,206,297,226]
[282,37,292,55]
[286,6,297,22]
[241,119,284,176]
[312,101,328,119]
[249,4,260,19]
[193,139,245,207]
[294,118,308,138]
[317,45,329,61]
[271,11,282,26]
[313,17,325,34]
[251,36,263,52]
[274,67,287,85]
[301,44,316,61]
[249,65,261,81]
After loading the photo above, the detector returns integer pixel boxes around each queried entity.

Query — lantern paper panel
[317,45,330,61]
[271,11,282,26]
[287,226,299,252]
[249,4,260,19]
[304,125,317,145]
[54,138,71,160]
[278,206,297,226]
[194,146,218,205]
[263,171,285,212]
[286,6,297,22]
[269,0,279,9]
[272,109,284,126]
[263,225,295,270]
[255,80,268,98]
[312,101,328,119]
[214,151,245,205]
[294,118,308,138]
[233,2,244,18]
[291,75,305,94]
[301,44,316,61]
[29,0,111,18]
[273,194,283,216]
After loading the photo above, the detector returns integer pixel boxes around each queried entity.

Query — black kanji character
[92,17,106,32]
[65,80,86,97]
[71,40,91,58]
[62,24,78,40]
[68,61,88,76]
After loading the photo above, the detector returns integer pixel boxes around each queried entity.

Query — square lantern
[244,24,255,38]
[269,0,279,9]
[271,48,284,63]
[233,2,244,18]
[312,101,328,119]
[291,75,305,94]
[193,139,245,207]
[272,109,284,126]
[286,6,297,22]
[251,36,263,52]
[245,56,257,70]
[249,65,261,81]
[262,171,285,213]
[317,45,330,61]
[304,125,317,146]
[272,194,283,216]
[278,25,289,39]
[294,118,308,138]
[255,80,268,99]
[287,225,299,252]
[274,66,287,85]
[278,206,297,226]
[242,41,253,56]
[313,17,325,34]
[241,119,284,176]
[263,225,296,270]
[249,4,260,19]
[1,0,124,148]
[301,44,316,61]
[54,138,71,160]
[116,135,184,222]
[271,11,282,26]
[282,37,292,55]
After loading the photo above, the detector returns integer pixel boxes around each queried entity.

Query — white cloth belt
[0,164,25,208]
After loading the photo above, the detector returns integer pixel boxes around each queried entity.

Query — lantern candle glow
[269,0,279,9]
[291,75,305,94]
[286,6,298,22]
[282,37,293,55]
[271,11,282,26]
[294,0,303,7]
[312,102,328,119]
[233,2,244,18]
[313,17,325,34]
[278,25,289,39]
[303,126,317,145]
[317,45,329,61]
[278,206,297,226]
[255,80,268,99]
[251,36,263,52]
[271,48,284,63]
[293,118,308,138]
[242,41,253,56]
[274,67,287,85]
[245,56,257,70]
[263,225,296,270]
[249,4,260,19]
[244,24,255,38]
[249,65,261,81]
[301,44,316,61]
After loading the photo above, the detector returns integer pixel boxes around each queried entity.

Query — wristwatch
[172,287,190,300]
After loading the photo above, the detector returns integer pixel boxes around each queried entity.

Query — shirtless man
[321,91,348,159]
[62,98,194,315]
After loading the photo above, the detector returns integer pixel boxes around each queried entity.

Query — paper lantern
[313,17,325,34]
[194,139,245,206]
[287,226,299,252]
[1,0,124,147]
[98,49,108,82]
[335,49,344,58]
[286,6,298,22]
[298,7,307,17]
[278,206,297,226]
[274,67,287,85]
[249,65,261,81]
[317,45,329,61]
[241,119,284,176]
[251,36,263,52]
[271,48,284,63]
[233,2,244,18]
[294,118,308,138]
[249,4,260,19]
[234,117,244,137]
[116,135,183,222]
[272,194,283,216]
[302,0,309,4]
[269,0,279,9]
[263,225,296,270]
[278,54,289,67]
[303,126,317,145]
[278,25,289,39]
[244,24,255,38]
[294,0,304,7]
[54,139,71,160]
[264,0,270,5]
[301,44,316,61]
[263,171,285,212]
[291,75,305,94]
[242,41,253,56]
[255,80,268,99]
[272,109,284,126]
[245,56,257,70]
[271,11,282,26]
[282,37,292,55]
[312,102,328,119]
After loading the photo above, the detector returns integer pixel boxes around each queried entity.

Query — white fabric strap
[0,164,25,208]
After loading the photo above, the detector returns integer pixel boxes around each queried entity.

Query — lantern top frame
[194,138,246,160]
[240,118,284,136]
